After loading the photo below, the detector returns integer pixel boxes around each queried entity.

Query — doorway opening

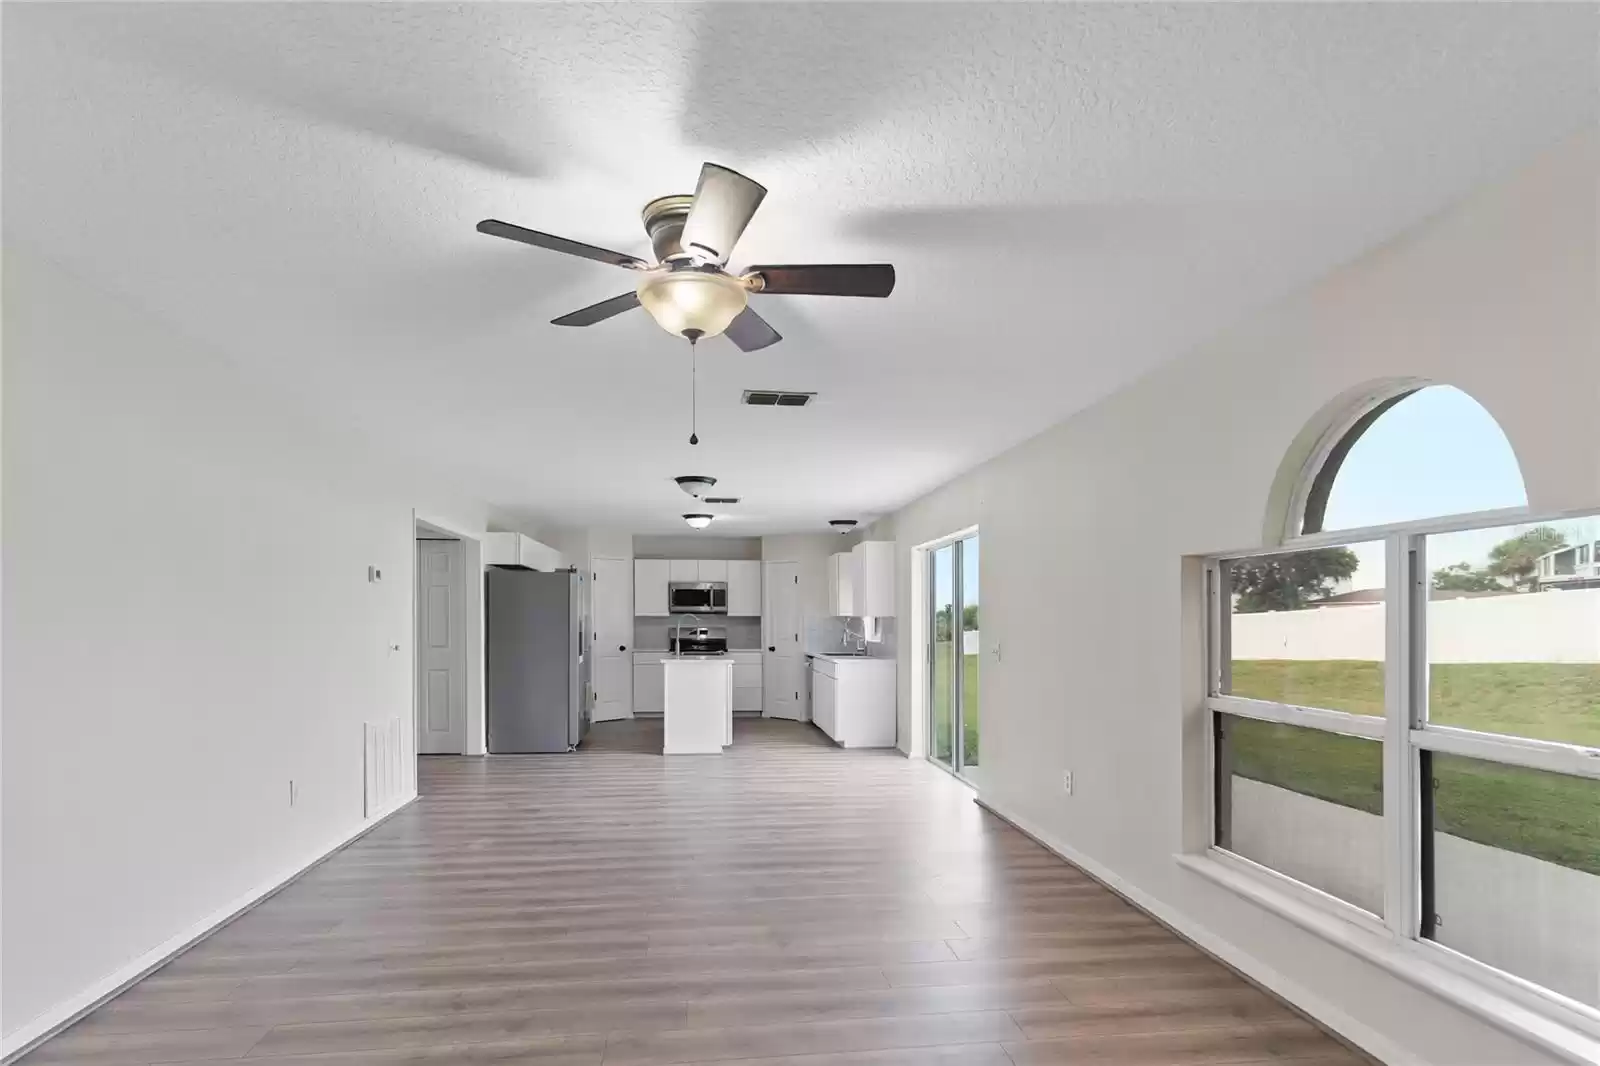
[928,532,980,780]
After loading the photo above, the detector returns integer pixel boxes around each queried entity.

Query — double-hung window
[1200,384,1600,1047]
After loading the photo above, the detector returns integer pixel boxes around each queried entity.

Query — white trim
[1205,845,1387,937]
[1178,850,1600,1064]
[0,795,417,1064]
[1282,377,1429,545]
[1411,725,1600,781]
[912,524,980,553]
[1207,694,1386,740]
[976,797,1423,1066]
[1383,534,1423,939]
[412,510,485,756]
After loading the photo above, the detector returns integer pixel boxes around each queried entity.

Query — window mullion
[1382,533,1424,941]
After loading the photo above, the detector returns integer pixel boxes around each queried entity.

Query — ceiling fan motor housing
[642,195,694,262]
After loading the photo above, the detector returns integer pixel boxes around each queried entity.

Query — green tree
[1230,547,1359,613]
[962,603,979,631]
[1487,526,1567,590]
[1432,562,1503,593]
[934,605,953,642]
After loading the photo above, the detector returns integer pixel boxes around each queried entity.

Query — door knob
[768,646,776,652]
[619,644,627,651]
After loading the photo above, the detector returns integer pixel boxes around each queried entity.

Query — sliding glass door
[928,533,979,777]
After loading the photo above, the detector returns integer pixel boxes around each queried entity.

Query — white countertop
[807,653,892,663]
[660,655,734,664]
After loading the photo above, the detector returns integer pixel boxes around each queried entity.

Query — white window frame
[1198,505,1600,1061]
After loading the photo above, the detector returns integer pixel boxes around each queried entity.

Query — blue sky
[1322,386,1593,585]
[932,535,979,609]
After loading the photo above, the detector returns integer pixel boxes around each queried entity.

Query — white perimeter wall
[0,248,509,1049]
[884,131,1599,1065]
[1232,779,1599,1010]
[1232,590,1600,663]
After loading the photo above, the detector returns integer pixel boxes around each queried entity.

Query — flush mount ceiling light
[829,519,858,534]
[675,475,717,498]
[682,513,715,530]
[475,161,896,351]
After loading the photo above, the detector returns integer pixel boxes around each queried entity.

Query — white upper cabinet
[827,551,857,617]
[851,541,896,618]
[669,559,699,582]
[697,559,728,582]
[634,559,670,616]
[726,560,762,616]
[482,532,565,571]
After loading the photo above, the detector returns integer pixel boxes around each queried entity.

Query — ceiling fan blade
[551,291,641,327]
[745,264,896,298]
[678,163,767,264]
[477,220,649,270]
[724,307,783,352]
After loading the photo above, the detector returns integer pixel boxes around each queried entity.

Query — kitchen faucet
[673,614,703,655]
[842,618,868,654]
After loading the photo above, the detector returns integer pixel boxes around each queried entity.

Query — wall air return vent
[703,496,741,505]
[741,390,815,407]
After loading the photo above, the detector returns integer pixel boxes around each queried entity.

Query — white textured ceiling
[5,3,1595,533]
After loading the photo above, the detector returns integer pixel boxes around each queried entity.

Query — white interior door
[416,539,466,754]
[763,561,802,720]
[591,556,633,722]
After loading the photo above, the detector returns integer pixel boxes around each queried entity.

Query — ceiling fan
[476,162,896,352]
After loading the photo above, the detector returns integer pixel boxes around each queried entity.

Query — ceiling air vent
[741,389,815,407]
[703,496,741,505]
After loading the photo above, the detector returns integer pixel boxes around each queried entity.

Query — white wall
[1231,590,1600,663]
[882,131,1599,1065]
[634,535,763,560]
[1232,779,1600,1010]
[0,247,505,1050]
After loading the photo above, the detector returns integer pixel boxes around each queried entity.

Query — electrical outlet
[1062,771,1073,796]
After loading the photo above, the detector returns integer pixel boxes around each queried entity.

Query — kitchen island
[661,656,733,754]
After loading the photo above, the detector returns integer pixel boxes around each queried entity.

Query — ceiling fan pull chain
[688,334,700,445]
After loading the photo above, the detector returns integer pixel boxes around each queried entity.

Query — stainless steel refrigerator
[486,567,589,753]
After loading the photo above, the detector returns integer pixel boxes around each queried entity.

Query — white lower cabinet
[808,656,896,748]
[632,654,665,714]
[637,652,760,714]
[730,651,763,713]
[812,670,837,738]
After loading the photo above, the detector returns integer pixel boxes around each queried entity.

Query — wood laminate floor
[22,718,1371,1066]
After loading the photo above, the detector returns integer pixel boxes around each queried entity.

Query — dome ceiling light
[829,519,858,534]
[683,514,715,530]
[675,475,717,498]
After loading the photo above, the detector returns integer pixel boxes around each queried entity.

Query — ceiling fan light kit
[637,269,748,339]
[675,475,717,497]
[682,513,715,530]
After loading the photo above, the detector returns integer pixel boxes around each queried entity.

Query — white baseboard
[975,796,1421,1066]
[1,794,417,1063]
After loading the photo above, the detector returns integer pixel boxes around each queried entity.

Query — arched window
[1300,384,1526,536]
[1206,382,1600,1023]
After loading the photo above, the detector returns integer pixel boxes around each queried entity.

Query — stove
[670,628,727,656]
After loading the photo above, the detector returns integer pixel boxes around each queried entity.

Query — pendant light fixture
[683,513,715,530]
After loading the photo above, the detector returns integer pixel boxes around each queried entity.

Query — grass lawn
[1228,661,1600,875]
[931,641,980,767]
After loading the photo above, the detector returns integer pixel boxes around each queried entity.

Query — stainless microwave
[668,581,728,614]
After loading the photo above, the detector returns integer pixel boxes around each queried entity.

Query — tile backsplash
[805,617,896,658]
